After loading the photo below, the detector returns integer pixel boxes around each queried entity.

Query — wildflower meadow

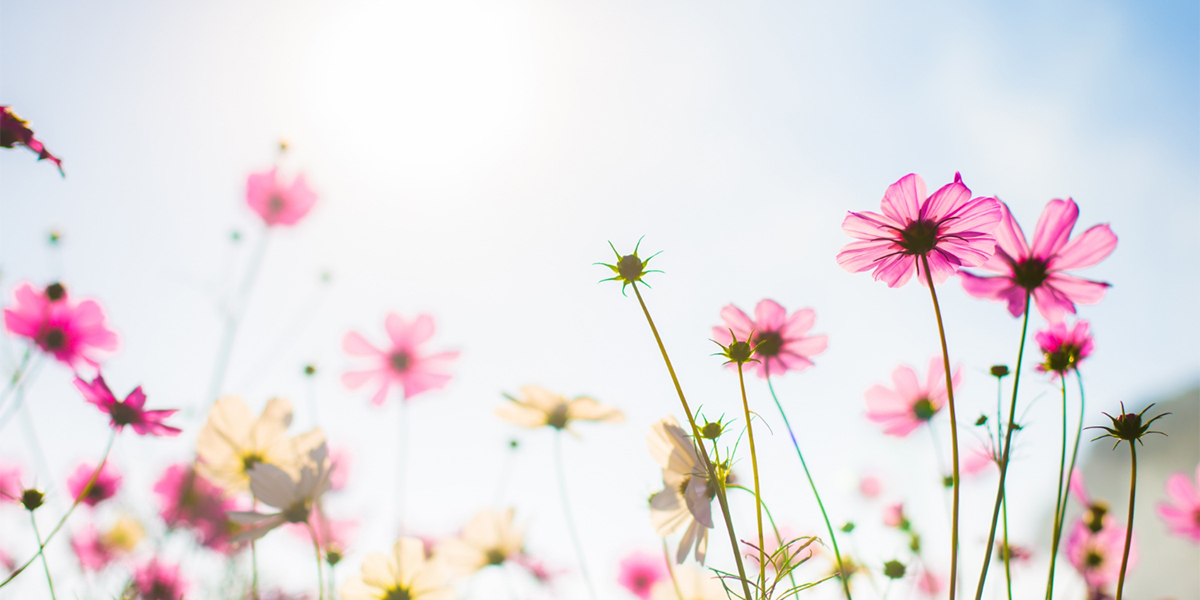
[1,2,1197,600]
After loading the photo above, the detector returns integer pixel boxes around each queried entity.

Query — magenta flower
[68,460,122,507]
[711,299,828,378]
[837,173,1002,287]
[1,106,64,176]
[882,503,908,529]
[1066,518,1136,593]
[133,558,189,600]
[3,282,118,370]
[617,550,667,600]
[246,167,318,227]
[70,523,116,571]
[1157,463,1200,542]
[153,464,239,553]
[1036,320,1094,376]
[960,198,1116,321]
[0,462,21,503]
[864,358,962,437]
[342,312,459,405]
[74,375,180,436]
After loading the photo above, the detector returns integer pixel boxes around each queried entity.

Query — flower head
[342,313,458,406]
[4,282,118,369]
[837,173,1002,287]
[246,167,318,227]
[1090,402,1170,448]
[960,198,1116,321]
[864,358,961,437]
[286,506,357,566]
[597,238,662,294]
[1036,320,1094,376]
[153,464,240,553]
[618,550,668,600]
[74,375,179,436]
[340,538,453,600]
[228,442,334,543]
[68,460,122,507]
[496,386,625,432]
[436,508,526,574]
[196,396,324,494]
[1,106,64,175]
[1067,517,1136,593]
[71,517,142,572]
[647,416,722,564]
[711,300,827,378]
[1157,463,1200,542]
[132,558,189,600]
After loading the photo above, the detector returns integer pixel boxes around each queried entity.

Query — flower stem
[1115,443,1137,600]
[1044,379,1070,599]
[630,283,752,600]
[306,521,325,600]
[973,291,1032,600]
[1054,371,1088,567]
[736,365,766,595]
[553,432,598,600]
[764,372,852,600]
[205,228,270,410]
[919,254,960,600]
[995,374,1013,600]
[29,513,56,600]
[662,538,685,600]
[730,484,797,592]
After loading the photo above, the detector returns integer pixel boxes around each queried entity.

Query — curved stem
[1055,371,1087,563]
[631,283,752,599]
[736,365,765,595]
[1115,443,1136,600]
[1044,379,1070,599]
[553,432,598,600]
[729,484,797,592]
[30,513,56,600]
[662,538,685,600]
[973,291,1032,600]
[919,254,960,600]
[764,373,852,600]
[306,521,326,600]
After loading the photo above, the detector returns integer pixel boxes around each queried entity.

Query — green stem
[973,291,1032,600]
[631,283,752,600]
[553,432,598,600]
[764,373,852,600]
[306,521,325,600]
[736,365,766,595]
[730,485,798,592]
[1044,378,1070,599]
[1055,371,1087,561]
[1115,443,1136,600]
[920,254,960,600]
[995,374,1013,600]
[30,513,56,600]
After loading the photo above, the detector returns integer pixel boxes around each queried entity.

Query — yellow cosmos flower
[436,508,525,575]
[495,386,624,433]
[340,538,453,600]
[195,396,324,494]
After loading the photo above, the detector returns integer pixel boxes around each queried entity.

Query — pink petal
[781,308,816,338]
[753,299,786,332]
[880,174,926,224]
[341,369,379,390]
[124,386,147,409]
[890,365,921,401]
[369,382,392,406]
[1030,199,1078,259]
[1031,286,1074,323]
[711,326,734,347]
[921,179,971,222]
[992,201,1030,262]
[1052,223,1117,271]
[1045,273,1109,305]
[842,211,899,240]
[875,254,917,288]
[718,304,754,337]
[836,240,896,273]
[959,272,1028,317]
[342,332,382,357]
[1069,468,1088,505]
[785,334,827,358]
[1165,473,1198,506]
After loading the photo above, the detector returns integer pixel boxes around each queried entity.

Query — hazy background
[1,1,1197,598]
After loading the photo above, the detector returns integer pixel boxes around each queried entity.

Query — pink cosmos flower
[711,300,828,378]
[1036,320,1094,376]
[68,460,122,507]
[837,173,1002,287]
[882,503,908,529]
[1,106,64,176]
[0,545,14,572]
[0,462,21,503]
[617,550,668,599]
[133,558,189,600]
[342,313,459,405]
[1066,518,1136,593]
[153,464,239,553]
[916,569,943,597]
[3,282,118,370]
[285,506,356,562]
[246,168,318,227]
[74,375,180,436]
[513,553,563,586]
[71,523,116,571]
[864,358,962,437]
[960,199,1116,321]
[1156,463,1200,542]
[859,474,883,499]
[963,441,997,476]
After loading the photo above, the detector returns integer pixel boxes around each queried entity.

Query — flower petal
[1052,223,1117,271]
[881,174,926,224]
[1030,198,1078,258]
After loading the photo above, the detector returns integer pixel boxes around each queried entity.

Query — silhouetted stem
[1044,380,1069,599]
[730,485,797,592]
[995,374,1013,600]
[553,432,598,600]
[1115,443,1137,600]
[736,365,765,594]
[30,514,56,600]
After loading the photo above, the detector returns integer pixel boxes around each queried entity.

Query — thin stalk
[729,484,797,592]
[553,432,598,600]
[0,347,32,411]
[1044,379,1069,599]
[205,229,270,410]
[631,283,752,599]
[995,374,1013,600]
[736,365,766,594]
[1114,444,1136,600]
[919,254,960,600]
[973,291,1032,600]
[30,514,56,600]
[1053,371,1088,568]
[306,521,326,600]
[662,538,685,600]
[764,372,851,600]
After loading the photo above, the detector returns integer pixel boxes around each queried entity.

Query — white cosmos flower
[196,396,324,494]
[436,508,525,575]
[495,385,624,433]
[228,443,332,543]
[648,416,716,564]
[649,563,726,600]
[340,538,453,600]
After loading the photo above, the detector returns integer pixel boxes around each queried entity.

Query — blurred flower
[196,396,324,494]
[864,358,961,437]
[1156,463,1200,542]
[963,441,996,476]
[859,474,883,499]
[0,462,22,503]
[882,503,909,530]
[711,300,828,378]
[340,538,453,600]
[649,563,724,600]
[960,198,1116,321]
[229,443,333,543]
[0,106,63,175]
[102,515,144,553]
[617,550,668,599]
[4,282,118,369]
[1070,470,1111,534]
[647,416,717,564]
[837,173,1001,287]
[71,522,117,571]
[328,444,353,492]
[131,558,188,600]
[286,505,356,565]
[246,167,317,227]
[437,508,525,574]
[1036,320,1094,376]
[342,313,458,405]
[68,460,122,507]
[1066,517,1136,593]
[495,385,624,432]
[153,463,239,553]
[0,545,13,572]
[75,374,180,436]
[915,568,944,597]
